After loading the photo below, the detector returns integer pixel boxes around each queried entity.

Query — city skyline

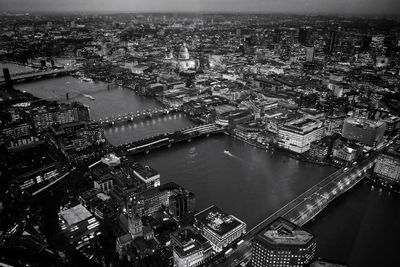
[1,9,399,267]
[1,0,400,15]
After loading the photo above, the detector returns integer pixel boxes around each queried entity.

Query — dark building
[328,31,337,54]
[169,189,195,220]
[298,27,310,46]
[342,118,386,147]
[251,217,316,267]
[3,68,12,90]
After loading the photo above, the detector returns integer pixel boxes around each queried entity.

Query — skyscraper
[251,217,316,267]
[328,31,337,54]
[169,189,195,220]
[298,27,310,46]
[306,47,315,62]
[3,68,12,90]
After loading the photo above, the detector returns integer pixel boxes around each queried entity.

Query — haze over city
[1,0,400,15]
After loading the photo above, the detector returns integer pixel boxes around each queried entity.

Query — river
[14,76,194,145]
[13,74,400,266]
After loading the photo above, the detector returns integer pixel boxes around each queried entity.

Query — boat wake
[224,150,238,159]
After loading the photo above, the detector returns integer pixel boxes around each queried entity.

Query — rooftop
[195,205,245,237]
[133,163,159,181]
[59,204,92,226]
[256,217,314,247]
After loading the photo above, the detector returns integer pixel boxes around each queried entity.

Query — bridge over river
[113,123,224,155]
[216,153,378,267]
[0,68,78,84]
[96,107,180,126]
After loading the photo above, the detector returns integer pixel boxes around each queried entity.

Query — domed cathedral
[178,43,190,60]
[164,43,199,71]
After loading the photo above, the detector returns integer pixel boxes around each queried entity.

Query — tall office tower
[3,68,12,90]
[251,217,316,267]
[273,28,282,44]
[306,47,315,62]
[298,27,309,46]
[328,31,337,54]
[169,189,195,220]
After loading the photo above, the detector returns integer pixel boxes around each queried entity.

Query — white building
[278,118,325,153]
[194,206,246,253]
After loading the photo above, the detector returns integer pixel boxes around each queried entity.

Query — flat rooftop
[195,206,245,237]
[133,163,159,180]
[59,204,92,226]
[256,217,314,246]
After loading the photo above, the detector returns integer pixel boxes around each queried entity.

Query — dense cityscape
[0,8,399,267]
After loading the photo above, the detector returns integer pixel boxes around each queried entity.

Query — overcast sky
[1,0,399,15]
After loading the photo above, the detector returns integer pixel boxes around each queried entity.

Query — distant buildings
[251,217,316,267]
[342,118,386,147]
[278,118,325,153]
[194,205,246,252]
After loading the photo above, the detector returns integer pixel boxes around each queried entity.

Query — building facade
[251,217,316,267]
[194,206,246,253]
[342,118,386,147]
[278,118,325,153]
[373,146,400,184]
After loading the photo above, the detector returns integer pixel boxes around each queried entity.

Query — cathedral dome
[178,44,190,60]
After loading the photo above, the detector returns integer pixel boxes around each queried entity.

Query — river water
[14,76,194,145]
[13,73,400,266]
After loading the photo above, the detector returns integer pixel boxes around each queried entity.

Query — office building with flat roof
[251,217,316,267]
[278,118,325,153]
[59,204,101,250]
[170,227,212,267]
[194,205,246,252]
[342,118,385,147]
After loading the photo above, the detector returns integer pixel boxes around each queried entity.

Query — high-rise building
[3,68,12,90]
[169,189,196,220]
[194,205,246,252]
[306,47,315,62]
[251,217,316,267]
[170,228,212,267]
[328,31,337,54]
[342,118,386,147]
[298,27,310,46]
